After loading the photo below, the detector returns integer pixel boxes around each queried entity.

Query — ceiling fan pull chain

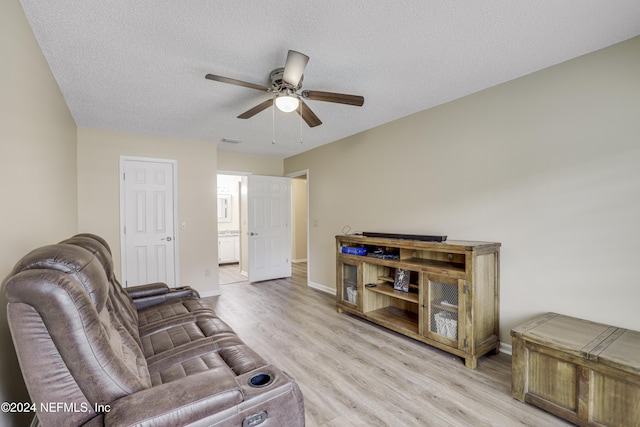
[299,101,303,144]
[272,100,276,145]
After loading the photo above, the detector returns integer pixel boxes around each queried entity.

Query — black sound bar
[362,232,447,242]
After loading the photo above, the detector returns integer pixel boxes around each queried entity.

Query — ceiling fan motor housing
[270,68,302,92]
[205,50,363,127]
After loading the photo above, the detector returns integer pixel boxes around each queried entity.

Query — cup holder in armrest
[248,373,273,388]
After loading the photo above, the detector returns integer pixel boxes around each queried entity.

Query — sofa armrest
[126,284,200,310]
[104,369,242,427]
[125,282,170,299]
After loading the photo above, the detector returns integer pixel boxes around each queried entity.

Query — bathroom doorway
[217,174,245,284]
[217,171,309,285]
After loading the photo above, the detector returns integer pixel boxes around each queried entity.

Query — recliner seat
[3,235,304,426]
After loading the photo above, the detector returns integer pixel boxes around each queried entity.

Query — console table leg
[465,356,478,369]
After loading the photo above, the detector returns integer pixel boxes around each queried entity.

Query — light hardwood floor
[218,262,248,285]
[205,263,571,427]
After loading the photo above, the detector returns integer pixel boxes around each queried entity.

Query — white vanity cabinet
[218,233,240,264]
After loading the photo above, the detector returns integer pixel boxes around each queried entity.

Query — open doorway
[217,171,309,286]
[288,170,309,284]
[217,174,245,285]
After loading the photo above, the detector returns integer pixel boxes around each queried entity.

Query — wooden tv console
[335,234,501,369]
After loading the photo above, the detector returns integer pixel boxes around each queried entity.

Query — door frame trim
[119,155,179,287]
[285,169,310,285]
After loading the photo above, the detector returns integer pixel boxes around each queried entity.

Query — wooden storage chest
[511,312,640,426]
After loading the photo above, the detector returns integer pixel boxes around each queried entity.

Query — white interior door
[247,175,291,282]
[121,158,177,287]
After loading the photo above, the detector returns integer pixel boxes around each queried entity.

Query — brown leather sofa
[3,234,304,426]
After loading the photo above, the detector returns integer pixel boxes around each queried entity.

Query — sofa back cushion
[4,244,151,425]
[60,235,141,345]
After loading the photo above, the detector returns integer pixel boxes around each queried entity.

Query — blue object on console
[341,246,367,256]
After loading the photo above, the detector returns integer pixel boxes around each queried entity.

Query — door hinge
[464,338,467,348]
[123,172,125,180]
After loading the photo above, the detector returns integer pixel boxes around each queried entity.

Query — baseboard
[500,342,512,356]
[308,281,336,295]
[200,289,222,298]
[240,270,248,277]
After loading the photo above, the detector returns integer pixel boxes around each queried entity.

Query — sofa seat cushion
[148,342,268,387]
[140,317,241,358]
[149,352,237,386]
[137,297,216,327]
[145,334,245,368]
[138,311,235,337]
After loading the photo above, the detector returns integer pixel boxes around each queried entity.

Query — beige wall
[218,150,284,176]
[0,0,78,425]
[1,0,638,418]
[285,36,640,345]
[77,127,220,295]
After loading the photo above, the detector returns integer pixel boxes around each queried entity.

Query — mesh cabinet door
[424,274,464,346]
[338,261,362,309]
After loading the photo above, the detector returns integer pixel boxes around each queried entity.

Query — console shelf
[336,234,501,369]
[366,307,419,335]
[368,283,419,304]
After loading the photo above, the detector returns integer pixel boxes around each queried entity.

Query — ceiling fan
[205,50,364,128]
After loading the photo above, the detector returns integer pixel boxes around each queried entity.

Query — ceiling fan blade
[297,100,322,128]
[205,74,270,91]
[237,99,274,119]
[302,90,364,107]
[282,50,309,87]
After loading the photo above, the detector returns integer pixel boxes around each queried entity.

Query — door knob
[161,237,172,241]
[248,232,258,236]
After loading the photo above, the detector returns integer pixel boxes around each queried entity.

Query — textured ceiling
[19,1,640,158]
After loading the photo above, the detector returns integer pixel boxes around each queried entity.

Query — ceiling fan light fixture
[275,95,299,113]
[205,49,363,127]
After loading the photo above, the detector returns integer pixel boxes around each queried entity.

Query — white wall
[285,36,640,344]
